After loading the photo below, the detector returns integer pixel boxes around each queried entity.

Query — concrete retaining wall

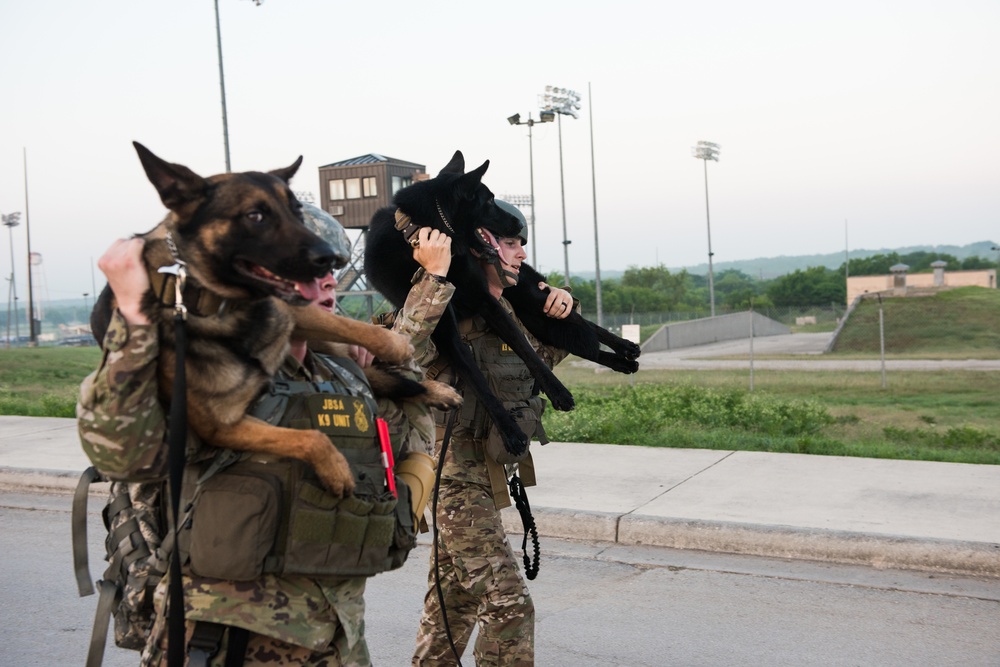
[641,312,790,353]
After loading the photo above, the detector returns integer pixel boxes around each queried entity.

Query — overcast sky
[1,0,997,302]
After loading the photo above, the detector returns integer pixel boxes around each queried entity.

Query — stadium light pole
[587,82,603,327]
[2,212,21,346]
[693,140,720,317]
[541,86,581,287]
[23,148,36,345]
[506,110,555,267]
[214,0,262,171]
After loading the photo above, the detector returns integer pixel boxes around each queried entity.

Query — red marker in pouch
[376,418,397,498]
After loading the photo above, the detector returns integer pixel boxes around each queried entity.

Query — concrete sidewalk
[1,416,998,578]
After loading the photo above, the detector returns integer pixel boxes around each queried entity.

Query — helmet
[495,200,528,245]
[301,202,351,261]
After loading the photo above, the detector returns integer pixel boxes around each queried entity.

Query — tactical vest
[430,315,547,509]
[450,315,541,440]
[178,355,416,580]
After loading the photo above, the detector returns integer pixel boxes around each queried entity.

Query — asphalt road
[4,491,999,667]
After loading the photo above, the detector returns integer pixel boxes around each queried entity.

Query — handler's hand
[412,227,452,278]
[540,283,574,319]
[98,237,150,326]
[347,344,376,369]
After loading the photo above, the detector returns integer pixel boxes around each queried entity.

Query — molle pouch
[388,477,416,569]
[178,461,283,581]
[485,398,546,464]
[278,461,401,578]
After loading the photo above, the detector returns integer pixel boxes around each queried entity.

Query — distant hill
[572,241,998,281]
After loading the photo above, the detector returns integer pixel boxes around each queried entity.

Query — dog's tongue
[294,278,323,303]
[479,228,520,268]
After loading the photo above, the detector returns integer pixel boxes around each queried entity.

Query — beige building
[846,262,996,305]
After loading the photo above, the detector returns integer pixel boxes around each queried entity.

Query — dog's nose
[307,241,337,273]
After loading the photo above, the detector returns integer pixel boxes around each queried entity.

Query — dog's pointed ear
[454,160,490,200]
[438,150,465,175]
[269,156,303,184]
[459,159,490,186]
[133,141,209,212]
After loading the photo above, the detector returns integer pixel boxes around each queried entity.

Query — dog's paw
[546,387,576,412]
[371,330,415,365]
[609,356,640,374]
[500,424,530,458]
[309,434,355,496]
[622,341,642,360]
[419,380,463,410]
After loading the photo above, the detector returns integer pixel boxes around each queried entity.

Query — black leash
[432,409,464,667]
[508,473,540,580]
[163,263,189,667]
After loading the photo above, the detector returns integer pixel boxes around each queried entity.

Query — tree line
[552,251,996,313]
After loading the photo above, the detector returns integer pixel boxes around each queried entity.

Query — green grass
[831,287,1000,357]
[547,365,1000,465]
[0,347,103,417]
[3,309,1000,465]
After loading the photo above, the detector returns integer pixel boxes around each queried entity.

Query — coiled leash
[508,473,540,580]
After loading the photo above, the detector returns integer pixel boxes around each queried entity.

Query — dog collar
[434,199,456,234]
[149,267,229,317]
[393,209,422,246]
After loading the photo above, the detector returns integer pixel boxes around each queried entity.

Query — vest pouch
[485,399,544,464]
[279,460,402,577]
[179,462,282,581]
[388,477,416,569]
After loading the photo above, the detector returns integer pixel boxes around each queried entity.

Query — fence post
[877,294,887,389]
[748,302,755,392]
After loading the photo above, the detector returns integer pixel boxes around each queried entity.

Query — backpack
[73,467,170,666]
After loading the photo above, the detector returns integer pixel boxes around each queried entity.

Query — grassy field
[0,347,102,417]
[546,364,1000,465]
[3,287,999,467]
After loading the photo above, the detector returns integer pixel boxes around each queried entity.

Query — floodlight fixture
[507,113,521,125]
[540,86,582,120]
[693,140,720,162]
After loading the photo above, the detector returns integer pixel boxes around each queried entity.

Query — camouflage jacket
[76,271,455,653]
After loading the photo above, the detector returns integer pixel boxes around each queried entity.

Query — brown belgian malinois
[91,142,456,495]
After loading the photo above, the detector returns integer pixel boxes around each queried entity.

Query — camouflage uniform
[77,271,455,666]
[412,297,567,667]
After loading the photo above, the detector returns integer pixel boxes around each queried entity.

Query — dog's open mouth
[236,260,312,303]
[475,227,520,274]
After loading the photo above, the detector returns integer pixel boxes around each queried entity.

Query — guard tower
[318,154,426,315]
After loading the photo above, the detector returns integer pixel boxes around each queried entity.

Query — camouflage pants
[412,480,534,666]
[142,620,371,666]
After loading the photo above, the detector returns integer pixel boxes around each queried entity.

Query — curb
[6,467,997,579]
[0,468,110,496]
[503,506,1000,579]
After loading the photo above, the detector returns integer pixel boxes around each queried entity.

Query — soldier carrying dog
[407,201,575,666]
[78,205,455,666]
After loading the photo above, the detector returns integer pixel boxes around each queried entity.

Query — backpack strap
[187,621,225,667]
[187,621,249,667]
[85,579,119,667]
[73,466,104,597]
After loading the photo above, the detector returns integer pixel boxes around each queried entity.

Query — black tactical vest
[178,355,415,580]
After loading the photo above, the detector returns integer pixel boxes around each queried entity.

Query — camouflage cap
[301,202,351,259]
[494,200,528,245]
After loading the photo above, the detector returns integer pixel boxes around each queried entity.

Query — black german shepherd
[364,151,640,457]
[91,142,457,495]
